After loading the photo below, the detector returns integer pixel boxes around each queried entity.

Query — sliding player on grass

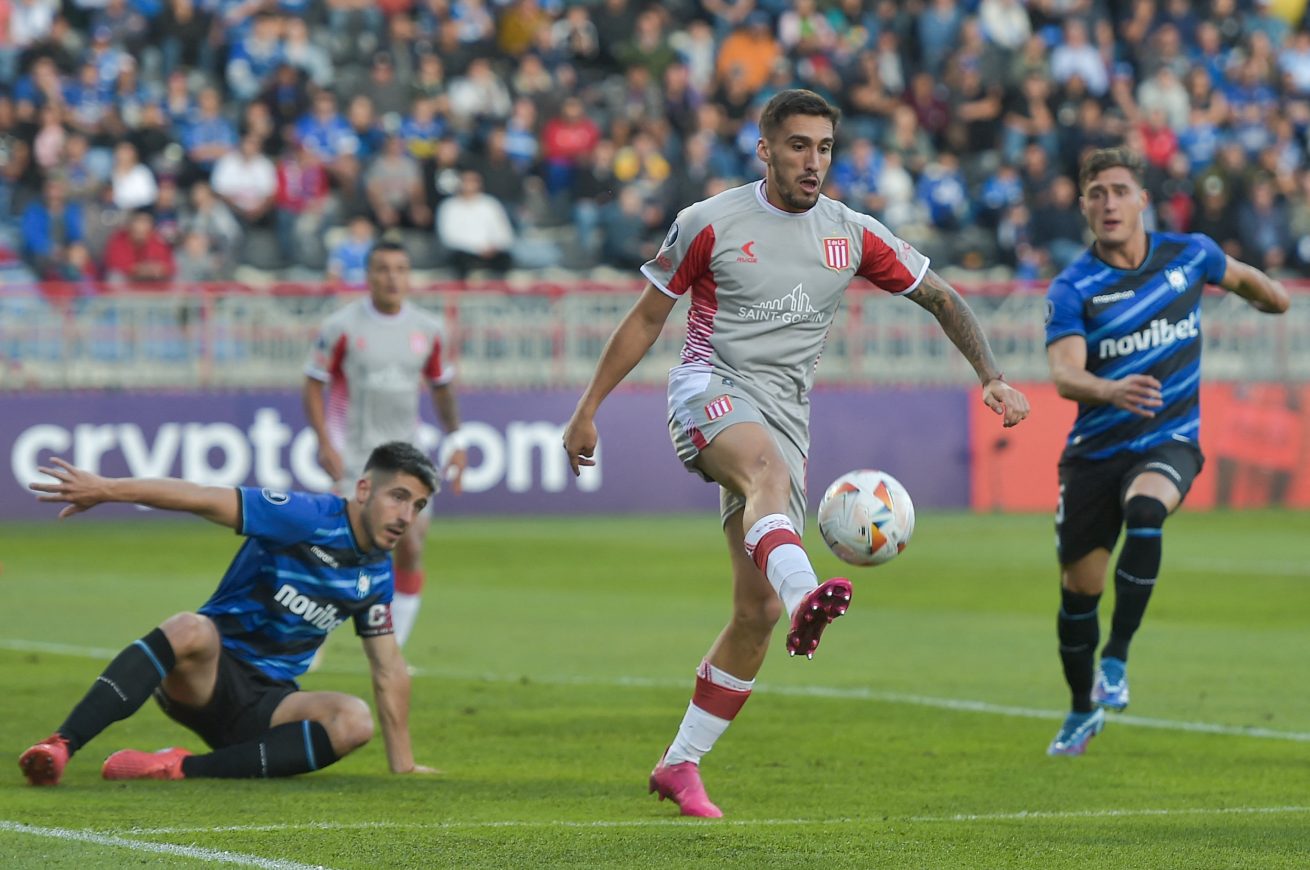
[1044,147,1290,756]
[19,442,438,784]
[564,89,1030,817]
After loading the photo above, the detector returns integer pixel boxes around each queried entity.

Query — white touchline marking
[121,805,1310,835]
[910,805,1310,823]
[6,638,1309,743]
[0,820,332,869]
[125,819,820,835]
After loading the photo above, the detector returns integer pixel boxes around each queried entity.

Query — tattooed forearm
[907,270,1003,384]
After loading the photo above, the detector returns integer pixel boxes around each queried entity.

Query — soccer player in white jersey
[563,89,1030,818]
[304,240,468,648]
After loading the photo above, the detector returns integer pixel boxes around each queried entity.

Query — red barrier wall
[971,383,1310,512]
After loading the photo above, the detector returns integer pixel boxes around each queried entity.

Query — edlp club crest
[823,237,850,271]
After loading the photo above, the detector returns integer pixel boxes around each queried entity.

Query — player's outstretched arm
[1048,335,1163,417]
[362,632,435,774]
[906,270,1031,427]
[29,457,241,526]
[563,285,678,474]
[1219,256,1291,314]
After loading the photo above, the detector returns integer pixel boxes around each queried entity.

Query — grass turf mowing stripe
[7,637,1309,743]
[0,820,332,869]
[118,805,1310,834]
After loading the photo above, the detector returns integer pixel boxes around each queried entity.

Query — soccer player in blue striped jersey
[18,442,440,785]
[1044,147,1289,756]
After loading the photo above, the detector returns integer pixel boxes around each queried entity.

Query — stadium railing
[1,280,1307,390]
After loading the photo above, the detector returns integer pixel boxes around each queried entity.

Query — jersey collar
[364,298,409,321]
[1089,232,1156,274]
[754,179,813,219]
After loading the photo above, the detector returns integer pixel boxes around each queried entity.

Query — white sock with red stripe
[391,593,421,647]
[663,661,754,766]
[744,514,819,617]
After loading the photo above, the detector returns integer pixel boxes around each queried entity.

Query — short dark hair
[1078,147,1146,193]
[366,239,407,269]
[364,441,438,493]
[759,89,841,141]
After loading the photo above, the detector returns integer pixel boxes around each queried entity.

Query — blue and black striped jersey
[1045,232,1227,460]
[198,487,394,682]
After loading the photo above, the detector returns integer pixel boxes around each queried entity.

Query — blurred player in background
[304,239,467,649]
[563,89,1029,817]
[1044,147,1290,756]
[18,442,439,785]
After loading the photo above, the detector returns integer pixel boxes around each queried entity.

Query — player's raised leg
[104,690,372,781]
[19,611,214,786]
[391,510,431,647]
[1096,473,1180,711]
[696,422,850,658]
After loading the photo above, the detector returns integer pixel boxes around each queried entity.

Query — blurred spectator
[613,129,670,202]
[1030,175,1086,272]
[51,132,105,203]
[551,5,601,76]
[344,96,385,162]
[326,214,375,284]
[365,135,431,230]
[158,0,213,77]
[916,152,970,231]
[357,53,409,120]
[211,133,277,227]
[110,141,158,211]
[447,56,513,130]
[498,0,550,57]
[1192,174,1242,256]
[182,180,242,275]
[1050,19,1108,97]
[227,14,285,103]
[175,229,224,282]
[153,177,183,245]
[616,8,677,79]
[436,169,514,278]
[1238,178,1291,271]
[21,178,85,277]
[599,184,659,268]
[184,87,237,180]
[467,126,526,217]
[715,12,780,92]
[917,0,963,77]
[284,17,333,90]
[104,208,175,283]
[1001,71,1057,164]
[541,97,600,195]
[32,104,66,173]
[978,0,1031,52]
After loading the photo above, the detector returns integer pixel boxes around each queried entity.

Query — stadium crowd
[2,0,1310,286]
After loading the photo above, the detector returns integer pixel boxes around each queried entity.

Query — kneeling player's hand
[401,764,442,775]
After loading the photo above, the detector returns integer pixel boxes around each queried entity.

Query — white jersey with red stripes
[304,297,454,475]
[641,179,929,453]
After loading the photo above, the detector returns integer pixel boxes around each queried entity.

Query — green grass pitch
[0,510,1307,868]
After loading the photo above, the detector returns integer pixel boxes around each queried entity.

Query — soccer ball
[816,469,915,567]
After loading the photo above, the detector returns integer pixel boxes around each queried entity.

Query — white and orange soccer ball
[816,469,915,567]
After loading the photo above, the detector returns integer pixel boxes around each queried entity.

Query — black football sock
[181,721,338,779]
[1058,588,1101,713]
[1102,496,1168,663]
[58,628,176,754]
